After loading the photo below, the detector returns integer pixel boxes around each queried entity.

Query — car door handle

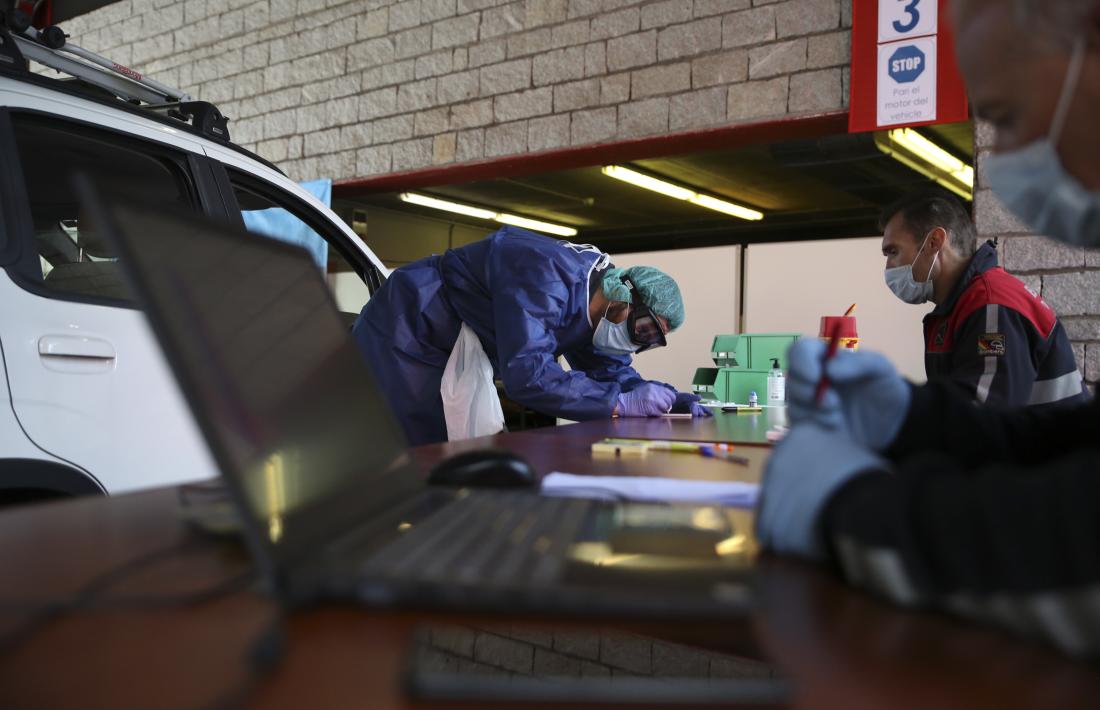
[38,335,116,360]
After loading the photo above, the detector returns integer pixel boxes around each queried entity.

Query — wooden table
[411,413,777,481]
[2,414,1099,710]
[594,407,786,447]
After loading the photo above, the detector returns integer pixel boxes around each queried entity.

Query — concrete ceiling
[339,122,974,254]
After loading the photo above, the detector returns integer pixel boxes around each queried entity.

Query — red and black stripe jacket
[923,241,1087,408]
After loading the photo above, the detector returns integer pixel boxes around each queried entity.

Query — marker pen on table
[699,446,750,466]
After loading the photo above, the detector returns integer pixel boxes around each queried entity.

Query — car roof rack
[0,9,231,143]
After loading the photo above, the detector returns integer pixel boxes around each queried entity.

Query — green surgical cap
[601,266,685,331]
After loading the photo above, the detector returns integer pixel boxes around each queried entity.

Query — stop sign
[888,45,926,83]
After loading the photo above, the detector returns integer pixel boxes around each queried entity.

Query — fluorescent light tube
[889,128,973,186]
[688,194,763,221]
[876,129,974,200]
[601,165,695,200]
[400,192,577,236]
[494,213,578,237]
[602,165,763,221]
[399,192,496,219]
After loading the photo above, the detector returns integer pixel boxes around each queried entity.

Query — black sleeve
[821,448,1100,656]
[885,378,1098,468]
[947,305,1037,407]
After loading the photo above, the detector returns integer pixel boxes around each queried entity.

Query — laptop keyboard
[359,491,595,588]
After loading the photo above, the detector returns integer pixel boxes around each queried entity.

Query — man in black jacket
[757,0,1100,657]
[881,192,1087,407]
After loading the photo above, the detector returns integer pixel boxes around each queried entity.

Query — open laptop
[88,190,756,619]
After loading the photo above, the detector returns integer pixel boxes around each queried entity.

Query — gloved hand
[670,391,713,417]
[617,383,677,417]
[786,339,911,452]
[755,423,887,560]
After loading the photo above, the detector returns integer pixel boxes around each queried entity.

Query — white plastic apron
[440,324,505,441]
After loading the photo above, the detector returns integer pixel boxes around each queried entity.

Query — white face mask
[985,38,1100,247]
[885,232,939,305]
[593,306,638,355]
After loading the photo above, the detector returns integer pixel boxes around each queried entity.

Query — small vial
[748,390,758,407]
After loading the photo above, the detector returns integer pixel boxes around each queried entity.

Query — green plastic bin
[714,369,770,405]
[709,334,747,368]
[691,368,719,400]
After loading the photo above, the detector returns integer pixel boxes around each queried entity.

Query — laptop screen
[98,199,420,569]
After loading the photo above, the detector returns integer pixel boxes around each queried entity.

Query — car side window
[10,114,199,303]
[227,173,373,320]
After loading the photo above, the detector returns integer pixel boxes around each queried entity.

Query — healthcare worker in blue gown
[352,226,708,445]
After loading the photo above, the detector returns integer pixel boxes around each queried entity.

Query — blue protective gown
[352,227,661,445]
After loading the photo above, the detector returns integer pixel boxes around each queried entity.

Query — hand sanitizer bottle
[767,358,786,404]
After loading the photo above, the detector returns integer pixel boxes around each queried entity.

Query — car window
[11,114,199,303]
[228,174,372,319]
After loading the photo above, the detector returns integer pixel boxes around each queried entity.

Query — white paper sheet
[541,472,759,508]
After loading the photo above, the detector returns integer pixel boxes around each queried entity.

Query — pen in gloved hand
[814,320,843,405]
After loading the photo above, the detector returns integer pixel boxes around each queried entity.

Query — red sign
[849,0,969,133]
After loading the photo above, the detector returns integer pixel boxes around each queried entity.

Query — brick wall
[973,122,1099,387]
[415,623,775,680]
[53,0,852,183]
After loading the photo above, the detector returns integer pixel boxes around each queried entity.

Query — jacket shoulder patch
[978,333,1006,357]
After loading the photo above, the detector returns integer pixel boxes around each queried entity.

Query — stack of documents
[540,472,759,508]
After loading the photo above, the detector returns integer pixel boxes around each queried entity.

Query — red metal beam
[32,1,123,27]
[333,110,849,198]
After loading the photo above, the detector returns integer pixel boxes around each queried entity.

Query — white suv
[0,16,388,502]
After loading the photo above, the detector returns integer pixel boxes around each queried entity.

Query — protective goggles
[622,275,667,353]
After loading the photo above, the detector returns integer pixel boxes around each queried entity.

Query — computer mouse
[427,448,537,488]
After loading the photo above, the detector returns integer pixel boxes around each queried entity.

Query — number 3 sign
[878,0,937,41]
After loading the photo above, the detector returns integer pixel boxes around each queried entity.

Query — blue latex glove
[670,391,713,417]
[617,383,677,417]
[785,339,911,452]
[756,424,887,560]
